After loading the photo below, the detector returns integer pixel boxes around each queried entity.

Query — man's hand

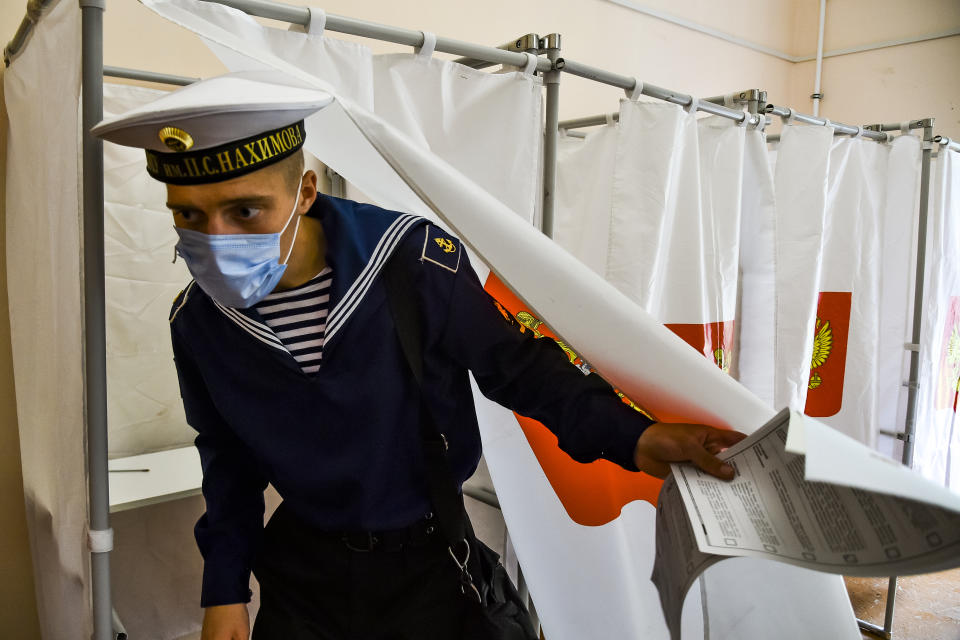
[633,422,747,480]
[201,603,250,640]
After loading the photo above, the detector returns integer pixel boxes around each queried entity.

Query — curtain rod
[558,111,776,131]
[554,58,763,127]
[199,0,552,73]
[104,65,197,86]
[936,136,960,154]
[763,104,888,141]
[3,0,61,66]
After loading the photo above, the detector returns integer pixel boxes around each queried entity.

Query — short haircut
[274,149,305,189]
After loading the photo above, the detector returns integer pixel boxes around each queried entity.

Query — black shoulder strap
[383,241,468,547]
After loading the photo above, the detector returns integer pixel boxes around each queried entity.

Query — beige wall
[90,0,960,136]
[788,0,960,138]
[0,0,956,633]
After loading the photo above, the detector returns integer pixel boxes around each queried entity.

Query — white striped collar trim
[212,300,289,353]
[324,214,421,344]
[169,281,196,324]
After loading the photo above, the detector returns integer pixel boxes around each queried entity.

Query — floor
[176,569,960,640]
[847,568,960,640]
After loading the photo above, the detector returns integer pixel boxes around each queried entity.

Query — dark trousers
[251,502,470,640]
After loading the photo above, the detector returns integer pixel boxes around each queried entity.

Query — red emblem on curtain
[663,321,735,373]
[935,296,960,412]
[803,292,852,417]
[483,274,664,525]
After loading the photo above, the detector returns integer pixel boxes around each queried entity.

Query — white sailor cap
[92,70,333,185]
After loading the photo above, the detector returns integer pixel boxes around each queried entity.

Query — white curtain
[546,103,857,638]
[3,0,89,638]
[696,115,745,370]
[554,128,617,276]
[915,146,960,489]
[773,124,835,412]
[168,0,374,110]
[808,137,887,446]
[101,83,207,640]
[104,83,194,457]
[369,50,543,232]
[773,127,923,447]
[735,129,778,407]
[557,102,744,369]
[876,135,922,458]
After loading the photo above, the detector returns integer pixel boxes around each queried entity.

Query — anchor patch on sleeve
[420,225,462,273]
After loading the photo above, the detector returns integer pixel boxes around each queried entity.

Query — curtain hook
[415,31,437,59]
[684,97,700,115]
[307,7,326,36]
[624,78,644,101]
[521,52,538,76]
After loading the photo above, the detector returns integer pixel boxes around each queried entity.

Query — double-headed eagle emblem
[713,347,730,373]
[808,318,833,389]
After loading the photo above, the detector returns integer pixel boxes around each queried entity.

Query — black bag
[384,246,539,640]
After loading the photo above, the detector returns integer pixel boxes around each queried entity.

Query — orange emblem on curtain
[483,274,664,525]
[804,292,852,417]
[663,322,735,373]
[935,296,960,412]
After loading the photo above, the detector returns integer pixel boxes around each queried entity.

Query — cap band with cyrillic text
[144,120,306,185]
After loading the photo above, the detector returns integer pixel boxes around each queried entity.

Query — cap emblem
[158,126,194,152]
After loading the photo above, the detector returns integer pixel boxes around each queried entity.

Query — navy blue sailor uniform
[169,193,655,607]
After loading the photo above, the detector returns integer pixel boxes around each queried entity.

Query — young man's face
[165,161,301,236]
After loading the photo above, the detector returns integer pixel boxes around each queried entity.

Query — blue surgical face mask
[173,178,303,308]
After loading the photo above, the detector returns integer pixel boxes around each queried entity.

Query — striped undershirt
[255,267,333,374]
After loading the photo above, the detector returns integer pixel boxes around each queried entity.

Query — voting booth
[4,1,960,639]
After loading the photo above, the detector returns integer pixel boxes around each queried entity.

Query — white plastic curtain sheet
[773,126,923,448]
[551,101,856,638]
[101,83,209,640]
[104,83,196,457]
[556,102,743,378]
[362,44,544,236]
[3,0,89,638]
[141,2,860,638]
[915,147,960,490]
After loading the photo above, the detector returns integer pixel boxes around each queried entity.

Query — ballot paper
[653,409,960,640]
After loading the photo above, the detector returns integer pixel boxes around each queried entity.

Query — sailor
[93,70,745,640]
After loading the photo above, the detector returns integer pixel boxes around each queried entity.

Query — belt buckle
[342,531,379,552]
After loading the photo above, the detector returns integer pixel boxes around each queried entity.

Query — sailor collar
[172,193,425,359]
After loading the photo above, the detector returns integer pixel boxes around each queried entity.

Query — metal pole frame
[554,57,763,127]
[765,103,888,140]
[199,0,551,73]
[541,34,561,239]
[104,64,197,86]
[3,0,60,66]
[933,135,960,154]
[79,1,114,639]
[558,88,769,133]
[852,120,935,640]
